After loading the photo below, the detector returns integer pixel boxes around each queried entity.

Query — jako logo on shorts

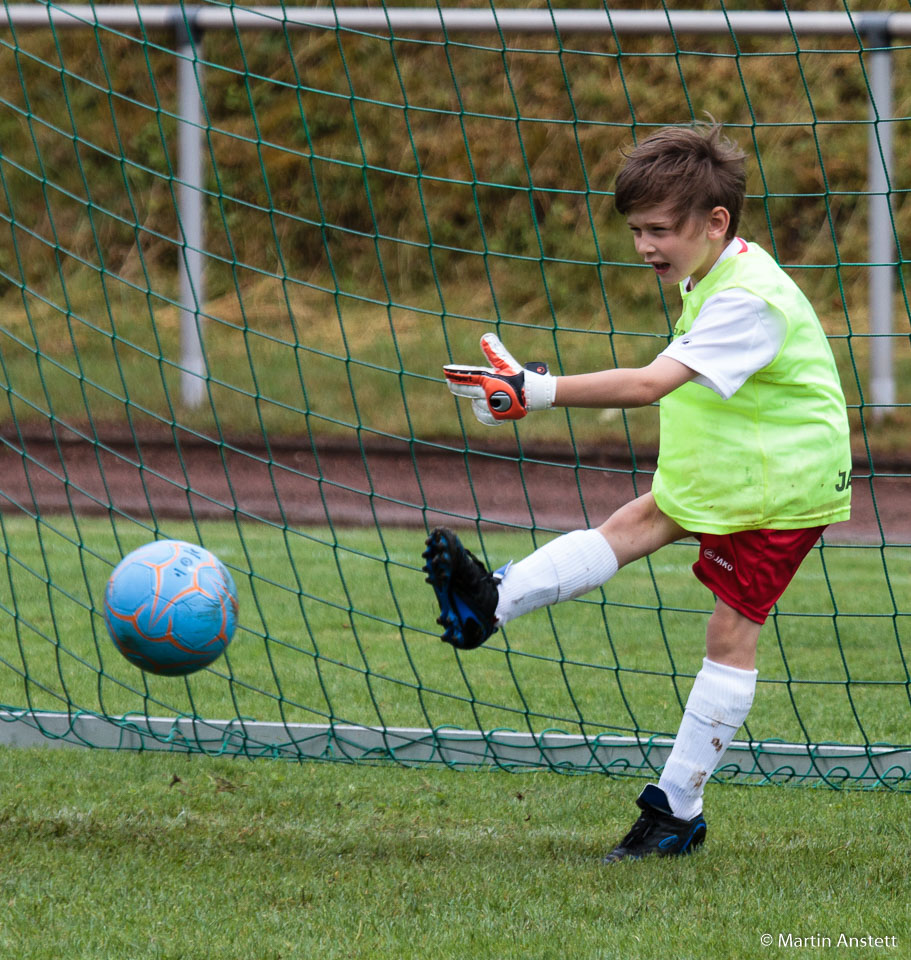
[704,548,734,572]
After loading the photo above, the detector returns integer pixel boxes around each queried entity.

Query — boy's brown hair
[613,123,747,239]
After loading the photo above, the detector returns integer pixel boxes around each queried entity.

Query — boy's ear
[707,205,731,239]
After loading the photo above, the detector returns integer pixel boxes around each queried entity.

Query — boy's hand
[444,333,556,426]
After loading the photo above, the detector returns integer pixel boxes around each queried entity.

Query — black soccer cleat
[602,784,707,864]
[422,527,501,650]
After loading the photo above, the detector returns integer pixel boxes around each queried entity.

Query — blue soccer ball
[103,540,238,676]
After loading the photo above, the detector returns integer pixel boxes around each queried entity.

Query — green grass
[0,747,908,960]
[0,516,909,764]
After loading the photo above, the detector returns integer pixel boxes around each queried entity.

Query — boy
[423,124,852,863]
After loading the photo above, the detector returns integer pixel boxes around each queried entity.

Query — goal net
[0,3,908,789]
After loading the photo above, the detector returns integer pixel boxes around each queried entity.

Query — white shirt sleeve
[659,289,787,400]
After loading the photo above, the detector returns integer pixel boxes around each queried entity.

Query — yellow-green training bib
[652,243,852,534]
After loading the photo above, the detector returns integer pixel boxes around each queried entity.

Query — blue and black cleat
[422,527,501,650]
[602,784,707,864]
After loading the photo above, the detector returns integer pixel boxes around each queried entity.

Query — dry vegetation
[0,3,908,449]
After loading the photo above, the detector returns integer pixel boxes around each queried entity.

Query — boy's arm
[444,334,697,425]
[555,356,698,409]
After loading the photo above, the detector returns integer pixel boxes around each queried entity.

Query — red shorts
[692,527,826,624]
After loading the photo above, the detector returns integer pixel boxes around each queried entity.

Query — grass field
[0,516,909,764]
[0,746,908,960]
[0,504,907,960]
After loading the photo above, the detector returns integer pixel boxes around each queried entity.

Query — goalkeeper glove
[444,333,556,426]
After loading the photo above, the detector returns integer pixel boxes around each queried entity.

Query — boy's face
[626,203,730,287]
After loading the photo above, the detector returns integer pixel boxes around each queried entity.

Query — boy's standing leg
[651,604,759,818]
[603,526,823,862]
[602,603,759,863]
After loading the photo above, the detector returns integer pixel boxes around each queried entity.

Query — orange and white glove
[444,333,556,426]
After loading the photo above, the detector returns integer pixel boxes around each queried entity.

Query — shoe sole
[422,529,495,649]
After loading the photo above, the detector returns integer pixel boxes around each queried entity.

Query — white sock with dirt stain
[658,657,758,820]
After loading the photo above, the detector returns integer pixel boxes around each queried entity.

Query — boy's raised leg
[423,495,685,649]
[423,526,621,648]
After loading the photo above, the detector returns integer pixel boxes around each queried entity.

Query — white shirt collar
[683,237,748,292]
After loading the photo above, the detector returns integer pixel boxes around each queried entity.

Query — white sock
[495,529,619,626]
[658,657,758,820]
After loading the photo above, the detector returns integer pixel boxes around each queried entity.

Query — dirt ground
[2,426,908,544]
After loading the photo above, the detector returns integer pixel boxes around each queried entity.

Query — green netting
[0,2,909,789]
